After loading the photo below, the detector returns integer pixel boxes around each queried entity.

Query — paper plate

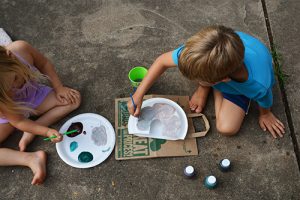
[56,113,115,168]
[128,98,188,140]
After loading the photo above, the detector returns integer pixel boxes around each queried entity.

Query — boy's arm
[128,51,177,116]
[255,86,285,138]
[258,106,285,138]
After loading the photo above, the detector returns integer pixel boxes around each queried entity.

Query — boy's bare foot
[189,86,210,113]
[28,151,47,185]
[19,132,36,152]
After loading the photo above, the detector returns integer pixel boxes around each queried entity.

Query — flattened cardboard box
[114,95,209,160]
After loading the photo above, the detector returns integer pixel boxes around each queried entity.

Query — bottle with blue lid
[219,158,231,172]
[183,165,196,178]
[204,175,217,189]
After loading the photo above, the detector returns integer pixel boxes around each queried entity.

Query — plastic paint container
[204,175,217,189]
[219,158,231,172]
[184,165,195,178]
[128,66,148,88]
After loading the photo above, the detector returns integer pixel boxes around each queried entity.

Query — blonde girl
[0,41,81,185]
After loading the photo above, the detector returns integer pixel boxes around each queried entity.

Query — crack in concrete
[261,0,300,172]
[110,24,168,35]
[140,8,189,34]
[242,3,248,26]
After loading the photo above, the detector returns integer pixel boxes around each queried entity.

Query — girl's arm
[128,51,177,116]
[13,41,79,104]
[1,109,62,142]
[15,41,63,91]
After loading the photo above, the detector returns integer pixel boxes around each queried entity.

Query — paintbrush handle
[43,129,77,141]
[130,94,137,112]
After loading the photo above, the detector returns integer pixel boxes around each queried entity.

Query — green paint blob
[150,139,166,151]
[70,141,78,152]
[102,147,111,153]
[78,152,93,163]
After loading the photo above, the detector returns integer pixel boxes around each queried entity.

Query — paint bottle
[219,158,231,172]
[183,165,195,178]
[204,175,217,189]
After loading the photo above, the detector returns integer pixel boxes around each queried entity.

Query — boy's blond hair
[0,45,43,114]
[178,25,244,83]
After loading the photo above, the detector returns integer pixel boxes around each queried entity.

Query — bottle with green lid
[204,175,217,189]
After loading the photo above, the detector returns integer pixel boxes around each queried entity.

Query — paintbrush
[130,93,137,113]
[43,129,78,141]
[129,94,151,135]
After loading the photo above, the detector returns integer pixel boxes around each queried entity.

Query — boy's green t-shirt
[172,31,275,108]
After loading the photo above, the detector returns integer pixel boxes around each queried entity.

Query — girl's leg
[0,148,46,185]
[214,90,246,136]
[19,91,81,151]
[0,123,15,144]
[0,123,47,185]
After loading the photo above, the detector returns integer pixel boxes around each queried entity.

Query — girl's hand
[55,86,80,104]
[259,111,285,138]
[127,94,143,117]
[46,128,63,143]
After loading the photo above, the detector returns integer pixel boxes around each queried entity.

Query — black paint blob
[67,122,83,137]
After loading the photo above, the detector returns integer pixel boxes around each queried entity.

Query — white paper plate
[56,113,115,168]
[128,98,188,140]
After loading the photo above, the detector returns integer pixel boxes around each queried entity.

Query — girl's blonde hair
[0,45,42,114]
[178,25,245,83]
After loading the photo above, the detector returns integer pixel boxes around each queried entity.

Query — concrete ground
[0,0,299,199]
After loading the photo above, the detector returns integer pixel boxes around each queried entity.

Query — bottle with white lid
[219,158,231,172]
[204,175,217,189]
[183,165,196,178]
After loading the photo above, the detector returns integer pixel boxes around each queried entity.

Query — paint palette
[128,98,188,140]
[56,113,115,168]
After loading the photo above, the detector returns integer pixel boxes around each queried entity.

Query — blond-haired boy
[128,25,285,138]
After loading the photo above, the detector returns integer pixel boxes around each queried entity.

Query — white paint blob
[91,125,107,146]
[137,103,181,137]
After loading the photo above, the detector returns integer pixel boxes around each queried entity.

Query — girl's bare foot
[28,151,47,185]
[189,86,210,113]
[19,132,36,152]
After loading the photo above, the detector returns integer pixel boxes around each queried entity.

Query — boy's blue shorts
[222,92,250,114]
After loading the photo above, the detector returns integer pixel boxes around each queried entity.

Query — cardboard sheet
[114,95,210,160]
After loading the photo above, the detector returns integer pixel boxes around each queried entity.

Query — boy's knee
[216,121,239,136]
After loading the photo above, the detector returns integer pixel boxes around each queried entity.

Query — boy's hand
[55,86,80,105]
[46,128,63,143]
[259,111,285,139]
[127,94,143,117]
[190,85,211,113]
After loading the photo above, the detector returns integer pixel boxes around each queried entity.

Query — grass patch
[271,45,288,87]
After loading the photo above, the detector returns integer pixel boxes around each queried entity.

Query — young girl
[0,40,81,185]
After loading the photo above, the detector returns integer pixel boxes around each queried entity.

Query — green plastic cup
[128,66,148,88]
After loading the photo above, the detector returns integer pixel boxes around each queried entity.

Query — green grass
[271,45,288,87]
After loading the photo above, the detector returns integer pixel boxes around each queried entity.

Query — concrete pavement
[0,0,299,199]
